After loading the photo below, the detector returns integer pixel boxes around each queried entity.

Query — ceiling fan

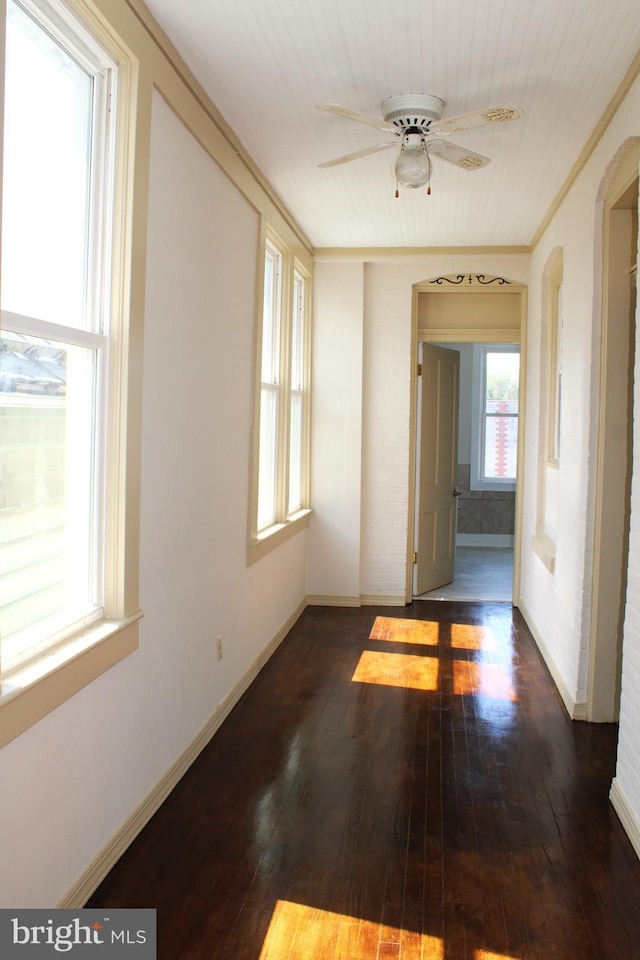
[316,94,524,194]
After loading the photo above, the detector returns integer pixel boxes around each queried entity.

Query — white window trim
[0,0,143,748]
[470,343,519,493]
[547,266,564,466]
[248,224,311,563]
[532,249,563,574]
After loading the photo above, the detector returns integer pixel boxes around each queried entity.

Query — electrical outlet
[216,636,223,662]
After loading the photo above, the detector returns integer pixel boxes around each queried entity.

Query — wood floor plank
[87,602,640,960]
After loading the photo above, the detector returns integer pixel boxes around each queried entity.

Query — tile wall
[456,463,515,535]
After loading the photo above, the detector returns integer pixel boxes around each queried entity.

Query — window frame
[547,262,564,466]
[257,236,283,532]
[248,223,311,563]
[532,248,563,573]
[288,267,306,516]
[470,343,520,493]
[0,0,143,749]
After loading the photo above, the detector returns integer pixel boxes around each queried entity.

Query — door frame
[406,276,528,604]
[587,140,639,722]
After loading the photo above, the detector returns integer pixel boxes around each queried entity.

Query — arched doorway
[588,140,639,722]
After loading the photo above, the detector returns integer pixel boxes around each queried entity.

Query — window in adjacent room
[471,345,520,491]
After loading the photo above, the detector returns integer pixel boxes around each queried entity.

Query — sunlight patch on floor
[451,623,498,651]
[369,616,440,645]
[258,900,445,959]
[452,660,517,702]
[258,900,521,959]
[352,650,439,692]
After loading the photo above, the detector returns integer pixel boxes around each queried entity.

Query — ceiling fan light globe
[395,137,432,189]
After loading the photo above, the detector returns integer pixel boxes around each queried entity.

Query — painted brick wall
[519,187,602,710]
[616,331,640,823]
[361,264,413,599]
[519,79,640,847]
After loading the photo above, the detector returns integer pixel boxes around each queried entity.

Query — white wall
[0,91,308,908]
[307,262,364,602]
[521,77,640,843]
[139,92,308,748]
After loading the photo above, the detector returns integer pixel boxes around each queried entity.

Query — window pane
[485,351,519,407]
[288,391,302,514]
[484,415,519,480]
[288,271,305,515]
[258,385,278,530]
[0,331,100,668]
[291,272,304,390]
[486,399,518,415]
[262,247,280,384]
[2,0,94,329]
[552,287,563,462]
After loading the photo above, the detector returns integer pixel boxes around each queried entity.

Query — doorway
[587,144,638,722]
[413,341,519,601]
[407,277,527,604]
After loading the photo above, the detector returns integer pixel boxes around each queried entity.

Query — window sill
[532,532,556,573]
[470,480,517,494]
[0,611,143,749]
[248,509,312,565]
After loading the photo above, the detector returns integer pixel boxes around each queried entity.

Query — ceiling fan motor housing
[382,94,445,132]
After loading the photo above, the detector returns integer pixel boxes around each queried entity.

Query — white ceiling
[141,0,640,249]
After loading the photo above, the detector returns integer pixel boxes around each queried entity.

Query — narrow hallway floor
[88,602,640,960]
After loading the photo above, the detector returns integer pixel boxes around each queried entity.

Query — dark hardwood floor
[88,603,640,959]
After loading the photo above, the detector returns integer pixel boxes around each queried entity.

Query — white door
[415,344,460,596]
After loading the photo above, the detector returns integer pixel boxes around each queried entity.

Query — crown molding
[313,245,531,261]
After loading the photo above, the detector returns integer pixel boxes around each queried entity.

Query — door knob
[453,488,462,497]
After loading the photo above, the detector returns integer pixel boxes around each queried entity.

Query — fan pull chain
[395,181,399,199]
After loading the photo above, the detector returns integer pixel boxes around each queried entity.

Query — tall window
[252,231,310,555]
[471,345,520,490]
[0,0,115,673]
[288,270,306,515]
[532,249,563,573]
[548,276,563,464]
[257,239,282,530]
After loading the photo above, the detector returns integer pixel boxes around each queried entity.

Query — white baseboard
[359,594,406,607]
[58,598,307,909]
[610,778,640,860]
[306,594,408,608]
[306,594,361,607]
[518,600,586,720]
[456,534,514,547]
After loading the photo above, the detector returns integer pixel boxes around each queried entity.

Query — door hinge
[416,363,422,376]
[412,551,418,564]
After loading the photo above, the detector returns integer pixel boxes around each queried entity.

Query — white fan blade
[432,102,524,135]
[317,103,397,135]
[319,141,397,168]
[428,140,491,170]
